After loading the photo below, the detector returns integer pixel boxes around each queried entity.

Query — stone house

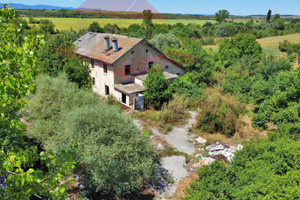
[74,32,184,110]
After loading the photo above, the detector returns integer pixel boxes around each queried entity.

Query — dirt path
[133,111,198,199]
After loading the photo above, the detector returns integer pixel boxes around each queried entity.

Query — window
[105,85,109,95]
[148,62,154,69]
[125,65,131,76]
[165,65,169,69]
[122,93,126,104]
[145,49,148,53]
[92,77,95,85]
[131,50,134,54]
[103,63,107,74]
[91,59,95,68]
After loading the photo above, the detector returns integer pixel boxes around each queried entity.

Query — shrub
[218,33,262,67]
[279,40,291,52]
[159,94,188,124]
[184,137,300,200]
[88,21,103,33]
[150,33,180,51]
[24,75,157,195]
[172,77,205,106]
[197,88,245,137]
[143,66,172,110]
[215,22,238,38]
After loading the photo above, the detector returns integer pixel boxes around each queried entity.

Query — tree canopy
[24,74,157,195]
[0,5,76,199]
[143,66,172,110]
[215,9,230,23]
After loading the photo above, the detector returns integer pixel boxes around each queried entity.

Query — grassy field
[257,33,300,49]
[24,17,217,31]
[203,33,300,55]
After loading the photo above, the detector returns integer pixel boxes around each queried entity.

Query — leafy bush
[150,33,180,51]
[159,94,188,124]
[166,39,215,85]
[252,67,299,128]
[215,22,238,37]
[197,89,245,137]
[24,75,157,195]
[184,137,300,200]
[37,31,90,88]
[172,77,205,106]
[218,33,262,67]
[279,40,291,52]
[88,21,103,33]
[143,66,172,110]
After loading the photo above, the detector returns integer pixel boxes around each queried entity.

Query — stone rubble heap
[194,140,244,167]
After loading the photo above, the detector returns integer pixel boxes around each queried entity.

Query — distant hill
[0,3,74,10]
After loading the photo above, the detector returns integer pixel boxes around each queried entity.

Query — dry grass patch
[134,95,189,133]
[257,33,300,49]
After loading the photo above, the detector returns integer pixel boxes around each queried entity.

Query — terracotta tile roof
[74,32,143,64]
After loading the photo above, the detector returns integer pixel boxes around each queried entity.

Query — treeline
[83,16,300,44]
[17,9,211,19]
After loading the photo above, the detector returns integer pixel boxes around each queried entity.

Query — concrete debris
[194,136,207,145]
[206,142,225,152]
[157,143,165,151]
[193,142,244,169]
[205,142,244,162]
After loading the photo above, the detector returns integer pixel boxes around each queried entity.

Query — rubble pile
[194,141,244,167]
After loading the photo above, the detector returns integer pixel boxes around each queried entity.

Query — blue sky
[2,0,300,15]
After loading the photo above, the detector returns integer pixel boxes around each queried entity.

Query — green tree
[144,66,172,110]
[166,40,215,85]
[215,22,238,37]
[184,137,300,200]
[0,5,76,199]
[218,33,262,67]
[273,13,280,21]
[150,33,180,51]
[88,21,103,33]
[266,9,272,23]
[215,9,230,23]
[143,9,154,28]
[143,9,154,38]
[24,75,157,195]
[37,31,90,88]
[39,19,55,34]
[127,24,146,38]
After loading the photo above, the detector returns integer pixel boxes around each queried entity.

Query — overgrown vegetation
[0,5,76,199]
[37,31,91,88]
[184,136,300,200]
[144,66,173,110]
[3,3,300,199]
[197,88,245,137]
[23,74,157,196]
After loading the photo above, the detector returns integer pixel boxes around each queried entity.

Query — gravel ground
[133,111,198,198]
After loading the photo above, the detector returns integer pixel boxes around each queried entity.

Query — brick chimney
[112,37,118,52]
[104,35,110,51]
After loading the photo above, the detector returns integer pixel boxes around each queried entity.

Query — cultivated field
[257,33,300,49]
[24,17,217,31]
[203,33,300,56]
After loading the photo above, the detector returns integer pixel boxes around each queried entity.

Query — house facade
[74,32,184,110]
